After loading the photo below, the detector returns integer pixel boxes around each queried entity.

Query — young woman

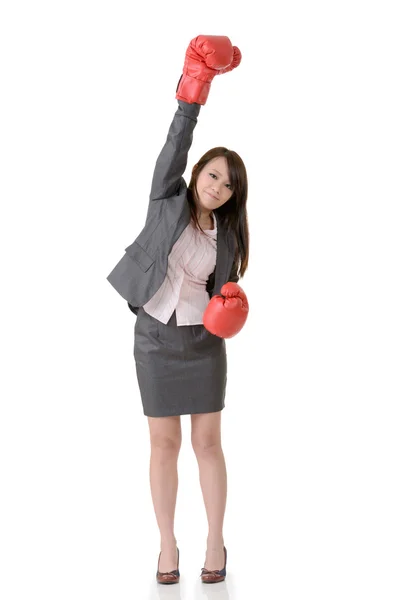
[107,34,249,584]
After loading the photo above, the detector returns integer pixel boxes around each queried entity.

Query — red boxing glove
[203,282,249,339]
[176,35,242,105]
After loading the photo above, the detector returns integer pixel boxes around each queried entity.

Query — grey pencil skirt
[133,306,227,417]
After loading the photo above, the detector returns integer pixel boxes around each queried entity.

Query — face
[194,156,234,212]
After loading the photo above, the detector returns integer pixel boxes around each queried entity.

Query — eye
[209,173,232,190]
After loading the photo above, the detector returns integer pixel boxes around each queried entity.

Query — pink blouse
[143,210,217,326]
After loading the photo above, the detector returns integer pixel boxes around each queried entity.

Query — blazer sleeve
[228,237,240,284]
[227,256,239,283]
[149,100,201,201]
[206,257,240,298]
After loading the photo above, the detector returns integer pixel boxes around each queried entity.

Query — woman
[107,34,250,584]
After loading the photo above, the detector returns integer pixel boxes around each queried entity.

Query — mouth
[206,192,218,201]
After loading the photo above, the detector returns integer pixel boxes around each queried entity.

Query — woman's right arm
[149,35,240,202]
[149,100,201,201]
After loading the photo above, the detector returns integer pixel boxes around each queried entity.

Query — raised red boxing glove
[203,282,249,339]
[176,35,242,105]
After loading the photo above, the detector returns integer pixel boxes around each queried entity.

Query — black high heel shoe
[201,546,227,583]
[156,547,180,584]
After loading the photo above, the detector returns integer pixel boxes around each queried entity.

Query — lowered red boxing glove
[203,282,249,339]
[176,35,242,105]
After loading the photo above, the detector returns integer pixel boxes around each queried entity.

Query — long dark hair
[187,147,249,279]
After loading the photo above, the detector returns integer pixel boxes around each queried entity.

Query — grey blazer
[106,100,239,316]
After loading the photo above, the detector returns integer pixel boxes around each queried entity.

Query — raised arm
[150,35,241,201]
[149,100,201,201]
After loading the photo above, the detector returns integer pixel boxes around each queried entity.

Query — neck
[197,209,212,221]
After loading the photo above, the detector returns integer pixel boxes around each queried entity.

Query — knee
[150,433,181,458]
[191,435,221,458]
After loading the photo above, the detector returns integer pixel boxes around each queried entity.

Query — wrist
[176,74,211,105]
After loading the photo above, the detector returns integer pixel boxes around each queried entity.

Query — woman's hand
[176,35,242,105]
[203,282,249,338]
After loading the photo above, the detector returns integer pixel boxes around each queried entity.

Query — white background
[1,1,399,598]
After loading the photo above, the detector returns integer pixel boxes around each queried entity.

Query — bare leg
[148,415,181,572]
[191,411,226,571]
